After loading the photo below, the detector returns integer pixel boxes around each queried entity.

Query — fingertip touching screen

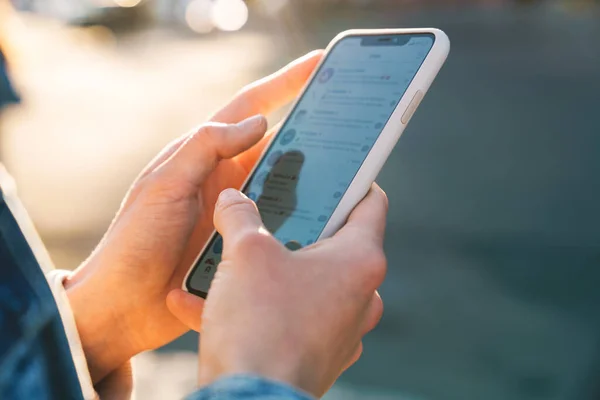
[187,33,435,296]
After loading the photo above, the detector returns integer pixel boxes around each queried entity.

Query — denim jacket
[187,376,314,400]
[0,184,85,399]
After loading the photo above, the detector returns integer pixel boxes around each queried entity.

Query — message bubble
[212,236,223,254]
[320,94,388,108]
[333,73,404,86]
[299,136,364,154]
[307,116,375,130]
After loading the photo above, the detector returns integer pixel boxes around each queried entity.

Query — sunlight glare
[185,0,215,34]
[113,0,142,8]
[211,0,249,32]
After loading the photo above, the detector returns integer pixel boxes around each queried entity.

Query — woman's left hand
[64,51,323,383]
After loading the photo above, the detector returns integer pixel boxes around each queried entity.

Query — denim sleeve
[186,375,315,400]
[0,48,20,108]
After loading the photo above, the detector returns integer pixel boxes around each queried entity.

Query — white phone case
[183,28,450,294]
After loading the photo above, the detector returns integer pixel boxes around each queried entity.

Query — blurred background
[1,0,600,399]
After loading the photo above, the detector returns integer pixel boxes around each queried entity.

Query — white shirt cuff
[46,269,98,400]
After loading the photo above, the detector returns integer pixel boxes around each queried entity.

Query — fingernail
[218,188,247,204]
[237,114,266,131]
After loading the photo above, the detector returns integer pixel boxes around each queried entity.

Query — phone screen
[187,33,435,295]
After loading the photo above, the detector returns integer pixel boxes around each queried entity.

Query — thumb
[213,189,267,249]
[166,289,205,332]
[154,115,267,192]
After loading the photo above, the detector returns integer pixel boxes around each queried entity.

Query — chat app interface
[188,34,434,294]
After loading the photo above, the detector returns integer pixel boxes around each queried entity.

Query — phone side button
[401,90,424,124]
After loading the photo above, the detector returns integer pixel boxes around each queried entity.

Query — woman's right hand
[169,185,388,397]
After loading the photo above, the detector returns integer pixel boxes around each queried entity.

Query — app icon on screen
[318,68,335,84]
[295,110,308,123]
[256,171,269,186]
[212,236,223,254]
[267,150,284,166]
[279,129,297,146]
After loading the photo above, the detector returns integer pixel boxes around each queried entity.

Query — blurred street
[1,2,600,399]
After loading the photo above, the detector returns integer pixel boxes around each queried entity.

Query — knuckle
[235,230,273,257]
[194,123,223,146]
[357,343,364,357]
[368,184,388,213]
[350,343,364,365]
[142,174,191,204]
[377,186,389,211]
[237,84,268,114]
[343,240,387,289]
[368,293,384,330]
[364,248,387,286]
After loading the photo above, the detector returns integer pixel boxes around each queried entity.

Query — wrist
[198,343,320,397]
[64,270,137,383]
[197,375,316,400]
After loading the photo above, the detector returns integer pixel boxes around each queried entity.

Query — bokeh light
[185,0,214,34]
[113,0,143,8]
[211,0,249,32]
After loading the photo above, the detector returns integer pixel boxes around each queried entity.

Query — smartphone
[184,28,450,298]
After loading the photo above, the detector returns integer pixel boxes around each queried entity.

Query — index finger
[211,50,323,124]
[235,120,282,173]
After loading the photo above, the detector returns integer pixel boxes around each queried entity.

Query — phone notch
[361,35,410,47]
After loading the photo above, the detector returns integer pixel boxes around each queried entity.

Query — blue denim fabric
[187,375,315,400]
[0,48,19,109]
[0,188,84,399]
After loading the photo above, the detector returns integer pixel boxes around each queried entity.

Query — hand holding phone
[185,28,450,297]
[62,52,324,382]
[194,186,388,397]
